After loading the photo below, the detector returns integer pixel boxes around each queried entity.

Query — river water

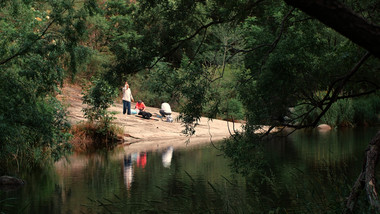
[1,127,379,213]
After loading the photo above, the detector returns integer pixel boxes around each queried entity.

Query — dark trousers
[123,100,131,115]
[159,109,171,117]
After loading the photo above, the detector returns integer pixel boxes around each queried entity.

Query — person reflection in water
[123,155,133,190]
[162,146,173,168]
[137,152,147,168]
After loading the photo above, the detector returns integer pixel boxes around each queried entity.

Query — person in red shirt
[135,100,146,113]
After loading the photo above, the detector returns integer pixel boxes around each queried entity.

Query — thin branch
[310,52,371,126]
[191,26,208,62]
[331,89,378,100]
[0,20,55,65]
[146,20,227,72]
[259,125,277,139]
[281,52,372,130]
[208,37,229,83]
[259,8,295,72]
[240,7,295,85]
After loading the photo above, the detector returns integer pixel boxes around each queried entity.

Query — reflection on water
[123,147,174,191]
[123,151,152,190]
[123,155,133,190]
[1,128,379,213]
[162,146,173,168]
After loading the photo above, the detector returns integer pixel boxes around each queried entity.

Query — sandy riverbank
[59,84,244,153]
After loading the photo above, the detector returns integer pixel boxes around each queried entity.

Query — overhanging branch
[281,52,371,129]
[284,0,380,58]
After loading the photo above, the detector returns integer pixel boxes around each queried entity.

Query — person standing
[122,82,134,115]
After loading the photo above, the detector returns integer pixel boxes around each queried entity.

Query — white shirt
[122,87,133,102]
[161,102,172,113]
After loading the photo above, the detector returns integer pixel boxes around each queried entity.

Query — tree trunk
[343,131,380,213]
[365,132,380,210]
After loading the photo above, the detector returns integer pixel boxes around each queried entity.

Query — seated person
[135,100,146,113]
[135,100,152,119]
[159,102,172,117]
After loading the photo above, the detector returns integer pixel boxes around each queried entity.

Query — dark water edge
[1,127,379,213]
[260,127,380,213]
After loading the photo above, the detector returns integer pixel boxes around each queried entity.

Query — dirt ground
[58,83,244,153]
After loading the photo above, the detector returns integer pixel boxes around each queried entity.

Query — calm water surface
[1,127,379,213]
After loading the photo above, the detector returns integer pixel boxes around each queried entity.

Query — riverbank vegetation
[1,0,379,212]
[73,78,123,152]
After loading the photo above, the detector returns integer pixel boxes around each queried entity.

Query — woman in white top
[122,82,134,115]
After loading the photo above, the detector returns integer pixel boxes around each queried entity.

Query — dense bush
[70,120,123,152]
[0,70,72,172]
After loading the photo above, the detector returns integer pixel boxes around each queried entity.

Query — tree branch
[284,0,380,58]
[259,7,295,72]
[343,131,380,213]
[146,20,227,72]
[307,52,370,127]
[280,52,371,129]
[0,20,55,65]
[365,132,380,210]
[344,172,365,213]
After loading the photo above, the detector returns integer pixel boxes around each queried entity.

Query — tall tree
[0,0,95,172]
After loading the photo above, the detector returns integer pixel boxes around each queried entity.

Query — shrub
[78,78,123,151]
[70,119,123,152]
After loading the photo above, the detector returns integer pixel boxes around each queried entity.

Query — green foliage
[1,4,379,208]
[221,132,265,176]
[221,98,245,120]
[293,97,355,128]
[82,78,118,122]
[0,69,72,171]
[0,0,97,172]
[352,94,380,126]
[293,93,380,128]
[320,99,355,127]
[235,2,380,130]
[132,62,184,108]
[0,195,19,214]
[81,77,120,147]
[92,0,379,135]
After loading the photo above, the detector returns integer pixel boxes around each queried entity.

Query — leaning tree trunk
[344,131,380,213]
